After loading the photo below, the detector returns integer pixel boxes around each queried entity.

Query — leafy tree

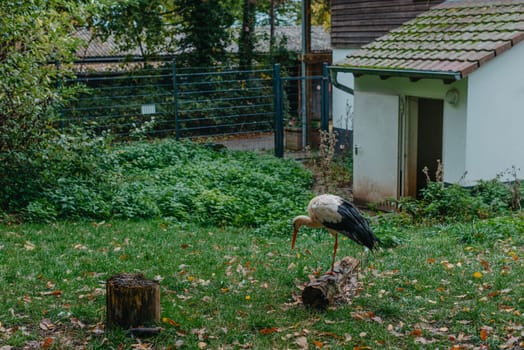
[0,0,85,212]
[86,0,329,69]
[311,0,330,29]
[88,0,179,62]
[89,0,236,68]
[0,0,81,153]
[176,0,235,67]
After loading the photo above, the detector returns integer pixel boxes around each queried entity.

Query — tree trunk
[106,273,160,330]
[301,257,360,310]
[239,0,256,70]
[269,0,275,58]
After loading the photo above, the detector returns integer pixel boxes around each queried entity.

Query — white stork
[292,194,379,274]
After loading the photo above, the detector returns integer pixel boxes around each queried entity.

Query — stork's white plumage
[292,194,379,274]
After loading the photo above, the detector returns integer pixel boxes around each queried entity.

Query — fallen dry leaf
[70,317,85,329]
[41,337,53,349]
[39,319,56,331]
[313,339,324,348]
[479,328,488,341]
[259,327,280,335]
[441,261,454,270]
[410,329,423,337]
[40,290,62,297]
[24,241,36,251]
[351,311,375,321]
[162,317,180,327]
[480,259,491,272]
[295,336,308,349]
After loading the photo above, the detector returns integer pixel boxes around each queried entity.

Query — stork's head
[291,216,309,249]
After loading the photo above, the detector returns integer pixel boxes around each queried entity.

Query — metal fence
[59,62,330,157]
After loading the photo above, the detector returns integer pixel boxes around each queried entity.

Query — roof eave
[330,66,463,82]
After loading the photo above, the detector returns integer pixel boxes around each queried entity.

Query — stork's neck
[293,215,322,229]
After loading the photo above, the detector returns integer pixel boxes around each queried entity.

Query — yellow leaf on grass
[473,271,483,279]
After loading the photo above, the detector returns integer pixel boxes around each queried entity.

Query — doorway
[404,97,443,198]
[417,98,443,194]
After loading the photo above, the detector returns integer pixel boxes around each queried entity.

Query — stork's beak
[291,227,298,249]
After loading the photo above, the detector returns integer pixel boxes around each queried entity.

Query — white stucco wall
[354,76,468,185]
[332,49,356,131]
[465,41,524,183]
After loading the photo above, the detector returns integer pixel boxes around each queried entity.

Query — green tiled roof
[336,0,524,80]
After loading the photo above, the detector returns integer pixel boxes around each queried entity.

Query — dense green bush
[1,137,313,231]
[398,180,518,224]
[0,129,112,215]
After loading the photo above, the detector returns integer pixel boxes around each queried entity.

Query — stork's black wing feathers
[321,199,379,250]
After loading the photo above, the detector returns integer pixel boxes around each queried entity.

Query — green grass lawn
[0,217,522,349]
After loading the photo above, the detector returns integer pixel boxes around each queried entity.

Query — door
[353,92,400,204]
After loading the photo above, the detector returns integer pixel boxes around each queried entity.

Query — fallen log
[301,257,360,310]
[106,273,160,330]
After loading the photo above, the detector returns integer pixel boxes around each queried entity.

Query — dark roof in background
[75,26,331,61]
[252,26,331,53]
[75,29,146,60]
[336,0,524,80]
[330,0,444,49]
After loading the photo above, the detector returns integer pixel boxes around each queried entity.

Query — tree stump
[106,273,160,331]
[301,257,360,310]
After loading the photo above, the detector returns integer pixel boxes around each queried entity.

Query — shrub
[398,180,515,224]
[2,137,314,231]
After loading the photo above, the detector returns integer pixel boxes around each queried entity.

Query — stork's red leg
[329,232,338,275]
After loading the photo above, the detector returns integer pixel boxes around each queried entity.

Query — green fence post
[173,61,180,141]
[321,62,329,131]
[273,64,284,158]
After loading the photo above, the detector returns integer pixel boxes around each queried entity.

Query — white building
[329,0,442,152]
[330,0,524,203]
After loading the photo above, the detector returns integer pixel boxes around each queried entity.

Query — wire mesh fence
[59,67,174,137]
[58,62,330,157]
[174,65,275,139]
[58,64,276,140]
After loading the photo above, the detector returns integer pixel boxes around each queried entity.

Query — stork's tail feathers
[347,220,381,251]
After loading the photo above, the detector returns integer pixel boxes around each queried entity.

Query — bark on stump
[106,273,160,331]
[301,257,360,310]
